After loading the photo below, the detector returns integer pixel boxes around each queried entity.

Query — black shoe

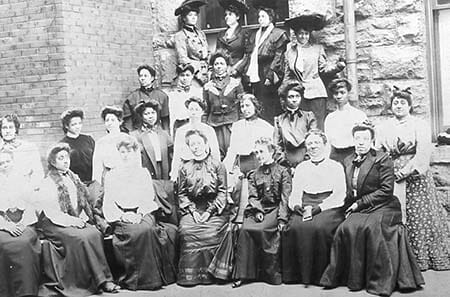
[232,280,243,288]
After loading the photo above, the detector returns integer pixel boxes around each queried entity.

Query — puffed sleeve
[277,166,292,223]
[407,119,432,175]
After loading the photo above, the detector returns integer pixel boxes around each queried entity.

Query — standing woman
[216,0,250,79]
[60,109,95,184]
[0,149,41,297]
[131,100,173,181]
[282,130,346,285]
[377,87,450,270]
[92,106,129,185]
[274,82,317,168]
[177,130,228,286]
[241,0,289,123]
[0,114,44,188]
[204,51,244,159]
[283,14,346,130]
[320,121,424,296]
[233,137,291,287]
[36,143,119,296]
[174,0,209,85]
[103,135,177,290]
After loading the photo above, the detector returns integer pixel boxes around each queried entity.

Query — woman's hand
[293,205,304,216]
[192,211,202,223]
[71,217,86,228]
[264,79,272,86]
[199,211,211,223]
[255,212,264,222]
[345,203,358,218]
[277,221,286,232]
[3,222,25,237]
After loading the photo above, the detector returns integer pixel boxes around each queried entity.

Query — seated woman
[0,114,44,188]
[282,130,346,285]
[233,137,292,287]
[177,130,228,286]
[204,51,244,158]
[131,100,173,180]
[171,96,220,181]
[377,87,450,270]
[103,135,177,290]
[0,149,41,297]
[92,106,129,185]
[59,109,96,184]
[36,143,118,296]
[320,121,424,296]
[274,82,317,168]
[223,93,273,175]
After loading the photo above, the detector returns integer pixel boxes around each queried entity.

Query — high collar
[310,157,326,166]
[140,85,154,94]
[141,122,157,132]
[260,160,276,174]
[183,24,198,33]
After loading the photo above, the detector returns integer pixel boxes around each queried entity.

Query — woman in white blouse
[282,129,346,285]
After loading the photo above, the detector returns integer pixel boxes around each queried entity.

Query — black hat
[219,0,249,14]
[251,0,278,10]
[285,13,328,31]
[175,0,207,16]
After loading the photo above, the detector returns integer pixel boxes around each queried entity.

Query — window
[199,0,289,32]
[426,0,450,135]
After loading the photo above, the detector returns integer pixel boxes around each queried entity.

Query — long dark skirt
[233,208,282,285]
[320,199,425,296]
[112,214,177,290]
[0,227,41,297]
[177,213,228,285]
[39,217,113,297]
[213,124,232,160]
[282,208,344,285]
[252,82,282,125]
[300,97,327,130]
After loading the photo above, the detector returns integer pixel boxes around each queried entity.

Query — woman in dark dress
[241,0,289,123]
[0,149,41,297]
[177,129,228,286]
[282,130,346,285]
[320,121,424,296]
[37,143,119,296]
[59,109,95,184]
[103,135,177,290]
[233,137,292,287]
[204,51,244,158]
[216,0,249,79]
[274,82,317,168]
[131,100,173,180]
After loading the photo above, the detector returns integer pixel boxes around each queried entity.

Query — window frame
[425,0,450,138]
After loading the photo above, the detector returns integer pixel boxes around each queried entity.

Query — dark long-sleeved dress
[233,162,291,285]
[241,25,289,123]
[37,169,113,297]
[177,154,228,286]
[320,150,425,296]
[216,25,249,78]
[60,134,95,183]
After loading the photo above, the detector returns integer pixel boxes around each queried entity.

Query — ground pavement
[94,270,450,297]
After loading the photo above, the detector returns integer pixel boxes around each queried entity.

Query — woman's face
[333,86,350,107]
[0,153,13,172]
[178,70,194,86]
[213,57,228,76]
[295,29,311,46]
[184,11,198,26]
[224,10,239,27]
[353,130,373,155]
[305,134,325,160]
[66,117,83,136]
[188,134,207,157]
[104,113,121,133]
[1,119,17,141]
[142,107,158,126]
[53,150,70,173]
[187,102,204,119]
[254,143,273,165]
[118,146,136,163]
[240,98,256,119]
[258,10,271,27]
[391,97,411,119]
[138,69,155,89]
[286,89,302,110]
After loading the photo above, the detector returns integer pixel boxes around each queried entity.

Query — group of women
[1,0,450,297]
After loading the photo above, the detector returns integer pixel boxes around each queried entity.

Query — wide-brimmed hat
[219,0,249,14]
[174,0,207,16]
[251,0,278,10]
[285,13,328,31]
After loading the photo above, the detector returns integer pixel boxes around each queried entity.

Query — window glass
[436,9,450,125]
